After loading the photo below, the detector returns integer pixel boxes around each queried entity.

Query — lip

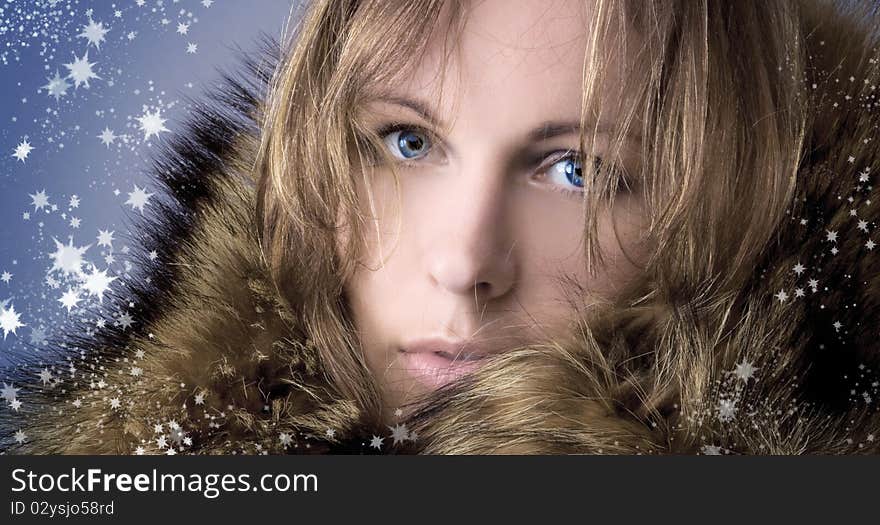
[398,337,488,390]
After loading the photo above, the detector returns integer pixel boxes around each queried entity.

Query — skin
[342,0,651,415]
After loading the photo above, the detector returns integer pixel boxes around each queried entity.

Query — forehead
[376,0,636,130]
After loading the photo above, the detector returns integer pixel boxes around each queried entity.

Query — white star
[97,127,117,146]
[136,108,169,141]
[96,229,114,248]
[774,290,789,303]
[59,288,81,312]
[125,184,154,213]
[77,18,110,50]
[733,360,758,382]
[38,368,53,385]
[201,0,214,7]
[42,70,70,101]
[279,433,293,447]
[14,429,27,444]
[701,444,723,455]
[825,230,838,242]
[64,51,100,89]
[717,398,737,423]
[186,42,198,54]
[29,189,50,211]
[369,435,384,450]
[0,303,26,340]
[792,263,805,275]
[867,240,876,250]
[117,311,135,330]
[49,237,91,276]
[857,220,869,232]
[177,22,190,35]
[12,139,33,162]
[1,382,20,403]
[81,264,117,302]
[389,423,410,444]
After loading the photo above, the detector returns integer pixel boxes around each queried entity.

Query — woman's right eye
[381,127,433,160]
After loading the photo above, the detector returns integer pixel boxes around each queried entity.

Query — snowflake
[825,229,838,243]
[77,18,110,50]
[12,139,34,162]
[81,264,117,302]
[117,312,135,330]
[733,360,758,382]
[389,423,410,445]
[125,184,154,213]
[701,444,723,455]
[97,127,117,147]
[64,51,101,89]
[136,109,169,141]
[48,237,91,276]
[29,189,50,211]
[1,382,21,403]
[0,302,26,339]
[42,71,70,101]
[38,368,53,385]
[58,288,81,313]
[96,229,115,248]
[717,398,737,423]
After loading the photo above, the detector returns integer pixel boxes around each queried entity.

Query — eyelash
[371,122,614,199]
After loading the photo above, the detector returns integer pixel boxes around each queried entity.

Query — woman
[3,0,879,454]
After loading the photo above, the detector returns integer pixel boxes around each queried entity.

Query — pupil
[564,160,583,187]
[399,131,424,157]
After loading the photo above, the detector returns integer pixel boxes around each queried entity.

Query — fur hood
[3,4,880,454]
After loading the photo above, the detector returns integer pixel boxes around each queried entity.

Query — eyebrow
[370,94,638,143]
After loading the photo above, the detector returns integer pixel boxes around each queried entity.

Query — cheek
[512,193,650,308]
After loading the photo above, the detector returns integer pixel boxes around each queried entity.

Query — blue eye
[547,155,587,190]
[383,128,432,160]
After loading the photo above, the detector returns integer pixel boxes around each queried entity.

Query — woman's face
[343,0,649,413]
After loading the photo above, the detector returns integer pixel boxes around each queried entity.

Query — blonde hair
[254,0,878,428]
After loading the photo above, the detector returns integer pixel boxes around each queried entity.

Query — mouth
[397,339,489,390]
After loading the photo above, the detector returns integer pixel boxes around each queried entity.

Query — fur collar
[3,25,880,454]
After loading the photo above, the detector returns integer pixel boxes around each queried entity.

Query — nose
[424,165,517,303]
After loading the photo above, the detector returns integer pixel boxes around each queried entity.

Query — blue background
[0,0,296,365]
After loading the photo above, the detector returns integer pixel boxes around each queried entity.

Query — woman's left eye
[545,154,596,194]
